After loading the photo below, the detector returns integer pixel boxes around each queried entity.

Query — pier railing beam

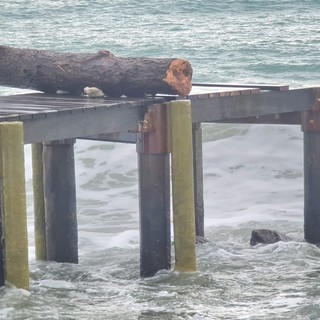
[32,143,47,261]
[137,104,171,277]
[192,123,205,238]
[302,96,320,243]
[43,139,78,263]
[0,122,29,290]
[169,100,197,272]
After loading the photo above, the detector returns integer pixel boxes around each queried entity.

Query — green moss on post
[168,100,197,272]
[32,143,47,261]
[0,122,29,290]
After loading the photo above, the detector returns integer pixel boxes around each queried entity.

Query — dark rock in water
[250,229,292,246]
[196,236,210,244]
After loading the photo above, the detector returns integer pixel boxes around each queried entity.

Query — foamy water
[1,0,320,319]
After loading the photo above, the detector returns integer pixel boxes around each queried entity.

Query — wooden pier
[0,83,319,289]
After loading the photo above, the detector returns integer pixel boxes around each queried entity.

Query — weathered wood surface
[192,83,289,91]
[0,86,317,144]
[0,45,192,97]
[191,87,317,122]
[0,94,160,143]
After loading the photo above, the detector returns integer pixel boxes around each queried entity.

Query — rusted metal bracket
[137,110,155,134]
[301,88,320,132]
[136,104,168,154]
[129,109,155,134]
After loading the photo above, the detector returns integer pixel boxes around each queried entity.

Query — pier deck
[0,84,317,144]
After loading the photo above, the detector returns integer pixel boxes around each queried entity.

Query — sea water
[0,1,320,319]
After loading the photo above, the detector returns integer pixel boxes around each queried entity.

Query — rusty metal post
[137,104,171,277]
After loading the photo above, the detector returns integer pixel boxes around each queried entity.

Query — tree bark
[0,45,192,97]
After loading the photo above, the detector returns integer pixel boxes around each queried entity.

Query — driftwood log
[0,45,193,97]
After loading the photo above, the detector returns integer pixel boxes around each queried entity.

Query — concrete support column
[43,139,78,263]
[0,122,29,289]
[168,100,197,272]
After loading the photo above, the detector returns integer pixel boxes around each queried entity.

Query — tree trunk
[0,45,192,97]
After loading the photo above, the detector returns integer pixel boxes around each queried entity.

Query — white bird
[83,86,105,98]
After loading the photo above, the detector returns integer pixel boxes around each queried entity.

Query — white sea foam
[39,279,76,289]
[0,308,15,320]
[203,124,303,228]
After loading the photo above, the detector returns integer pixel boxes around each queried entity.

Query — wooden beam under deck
[192,83,289,91]
[0,94,161,144]
[214,111,302,125]
[190,87,317,123]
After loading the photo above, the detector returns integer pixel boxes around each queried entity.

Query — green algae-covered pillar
[0,122,29,290]
[168,100,197,272]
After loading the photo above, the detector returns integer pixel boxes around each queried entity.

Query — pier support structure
[0,122,29,290]
[192,123,205,238]
[137,104,171,277]
[169,100,197,272]
[32,143,47,261]
[43,139,78,263]
[302,94,320,244]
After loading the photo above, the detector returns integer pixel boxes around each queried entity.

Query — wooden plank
[189,87,261,99]
[0,107,52,114]
[192,83,289,91]
[157,86,261,101]
[214,111,302,125]
[0,94,160,113]
[81,132,136,143]
[191,88,317,123]
[0,98,105,108]
[21,99,155,144]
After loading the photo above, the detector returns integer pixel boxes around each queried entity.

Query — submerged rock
[250,229,292,246]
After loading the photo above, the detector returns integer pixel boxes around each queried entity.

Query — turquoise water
[1,1,320,319]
